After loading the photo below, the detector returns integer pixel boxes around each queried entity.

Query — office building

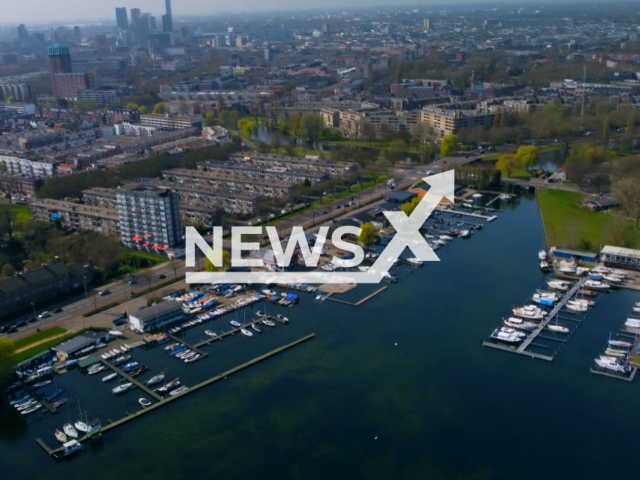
[130,8,141,27]
[424,18,431,31]
[116,183,182,253]
[129,300,184,333]
[163,0,173,33]
[115,7,129,29]
[48,43,73,99]
[17,24,29,41]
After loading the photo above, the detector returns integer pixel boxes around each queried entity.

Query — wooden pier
[165,333,207,357]
[194,317,271,348]
[99,359,163,402]
[325,286,388,307]
[590,366,637,382]
[437,207,498,222]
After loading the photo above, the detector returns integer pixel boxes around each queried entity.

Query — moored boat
[74,420,90,433]
[251,324,262,333]
[139,398,152,408]
[547,324,569,334]
[240,328,253,337]
[491,329,523,344]
[101,373,117,383]
[548,280,570,291]
[156,378,180,394]
[145,374,165,386]
[55,430,67,443]
[169,385,188,396]
[63,423,78,439]
[609,339,632,348]
[204,330,217,337]
[512,305,545,320]
[538,250,547,260]
[595,357,630,374]
[584,280,610,291]
[261,319,276,327]
[504,317,537,330]
[112,382,133,395]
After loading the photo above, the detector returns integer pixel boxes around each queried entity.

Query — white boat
[87,365,106,375]
[499,194,512,201]
[63,423,78,439]
[565,302,588,313]
[603,275,623,283]
[512,305,545,320]
[547,324,569,334]
[558,266,576,274]
[547,280,570,291]
[500,327,527,338]
[532,293,555,305]
[491,329,523,344]
[609,339,632,348]
[32,380,52,388]
[108,330,124,337]
[459,230,471,239]
[539,261,550,271]
[633,306,640,313]
[112,382,133,395]
[440,235,453,241]
[584,280,610,290]
[240,328,253,337]
[595,357,630,373]
[504,317,537,330]
[74,420,90,433]
[139,398,152,408]
[262,319,276,327]
[21,404,42,415]
[251,324,262,333]
[156,379,180,394]
[169,385,188,396]
[120,346,128,352]
[55,430,67,443]
[538,250,547,260]
[262,289,277,296]
[625,318,640,328]
[101,373,118,383]
[570,297,594,307]
[406,257,423,266]
[605,348,627,358]
[204,330,217,337]
[58,440,83,458]
[145,374,165,386]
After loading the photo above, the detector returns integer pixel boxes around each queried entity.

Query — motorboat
[491,329,523,344]
[532,294,555,306]
[603,275,623,283]
[63,423,78,439]
[558,266,576,274]
[156,379,180,394]
[251,324,262,333]
[569,297,595,307]
[184,354,201,364]
[579,289,598,297]
[547,280,570,291]
[504,317,537,330]
[145,374,165,386]
[599,355,621,363]
[112,383,133,395]
[459,230,471,239]
[101,373,118,383]
[609,339,632,348]
[538,250,547,261]
[500,327,527,338]
[625,318,640,328]
[256,310,266,317]
[240,328,253,337]
[512,305,545,320]
[55,430,67,443]
[169,385,188,396]
[406,257,423,266]
[565,302,588,313]
[87,365,106,375]
[21,404,42,415]
[605,348,627,358]
[547,324,569,334]
[539,261,550,272]
[205,330,217,337]
[584,280,610,291]
[139,398,152,408]
[633,306,640,313]
[595,357,630,374]
[74,420,90,433]
[230,320,241,327]
[32,380,52,388]
[262,289,277,296]
[440,235,453,241]
[262,319,276,327]
[53,398,68,408]
[57,440,83,458]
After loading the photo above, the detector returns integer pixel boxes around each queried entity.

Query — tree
[75,99,99,112]
[300,113,324,142]
[613,176,640,230]
[138,105,148,114]
[205,112,215,127]
[358,222,377,245]
[125,102,139,110]
[0,338,16,389]
[1,264,15,277]
[388,139,406,165]
[440,134,459,157]
[602,115,610,154]
[205,250,231,272]
[169,259,181,279]
[514,145,539,170]
[152,102,166,114]
[496,154,521,178]
[6,95,14,103]
[271,136,281,153]
[401,197,420,216]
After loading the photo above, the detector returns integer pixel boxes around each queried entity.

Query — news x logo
[186,171,454,285]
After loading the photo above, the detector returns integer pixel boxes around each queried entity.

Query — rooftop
[601,245,640,260]
[31,199,118,220]
[130,300,183,322]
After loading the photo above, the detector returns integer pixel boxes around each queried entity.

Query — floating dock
[325,286,387,307]
[590,366,637,382]
[437,207,498,222]
[99,358,164,402]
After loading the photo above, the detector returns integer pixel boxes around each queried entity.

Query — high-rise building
[47,43,72,99]
[116,184,181,253]
[115,7,129,29]
[163,0,173,33]
[130,8,141,27]
[424,18,431,31]
[73,26,81,38]
[17,24,29,41]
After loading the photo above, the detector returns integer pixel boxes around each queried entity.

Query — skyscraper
[115,7,129,29]
[424,18,431,31]
[47,43,72,99]
[163,0,173,33]
[17,24,29,41]
[130,8,141,27]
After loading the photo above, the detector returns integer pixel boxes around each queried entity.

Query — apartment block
[227,154,356,178]
[196,161,328,184]
[31,199,119,235]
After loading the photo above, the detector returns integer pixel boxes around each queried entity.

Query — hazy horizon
[0,0,622,26]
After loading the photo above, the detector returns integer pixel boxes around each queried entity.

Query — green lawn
[13,327,66,350]
[537,190,640,250]
[13,327,109,363]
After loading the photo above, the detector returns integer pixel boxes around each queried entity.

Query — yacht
[32,380,52,388]
[240,328,253,337]
[538,250,547,260]
[101,373,117,383]
[55,430,67,443]
[205,330,217,337]
[74,420,90,433]
[609,339,632,348]
[504,317,537,330]
[156,379,180,394]
[594,357,630,374]
[532,293,555,306]
[547,324,569,334]
[251,324,262,333]
[169,385,188,396]
[439,235,453,241]
[21,404,42,415]
[603,275,623,283]
[491,329,523,344]
[459,230,471,239]
[87,365,105,375]
[512,305,545,320]
[57,440,83,458]
[145,374,165,386]
[605,348,627,358]
[261,319,276,327]
[633,306,640,313]
[230,320,241,327]
[584,280,610,291]
[406,257,423,266]
[112,383,133,395]
[547,280,570,291]
[565,302,588,313]
[63,423,78,439]
[570,297,595,307]
[625,318,640,328]
[500,327,527,338]
[539,261,550,272]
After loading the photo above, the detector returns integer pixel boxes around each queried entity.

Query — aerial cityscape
[0,1,640,478]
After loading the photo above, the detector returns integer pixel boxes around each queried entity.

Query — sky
[0,0,605,25]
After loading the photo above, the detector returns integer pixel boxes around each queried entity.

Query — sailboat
[55,430,67,443]
[240,328,253,337]
[63,423,78,439]
[145,374,165,386]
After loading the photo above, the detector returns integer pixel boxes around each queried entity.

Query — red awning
[142,243,148,247]
[133,236,143,241]
[152,245,168,251]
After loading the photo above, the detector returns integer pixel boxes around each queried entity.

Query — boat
[558,266,576,274]
[251,323,262,333]
[139,398,152,408]
[406,257,423,266]
[21,404,42,415]
[156,379,180,394]
[87,365,105,375]
[547,324,569,334]
[32,380,52,388]
[512,305,545,320]
[547,280,570,291]
[57,440,83,458]
[204,330,217,337]
[609,339,632,348]
[569,297,595,307]
[539,261,550,272]
[15,400,38,411]
[459,230,471,239]
[112,383,133,395]
[605,348,627,358]
[63,423,78,439]
[532,293,555,307]
[584,280,610,291]
[625,318,640,328]
[230,320,241,327]
[145,374,165,386]
[74,420,90,433]
[53,398,68,408]
[55,430,67,443]
[261,319,276,327]
[10,395,32,406]
[565,302,588,313]
[256,310,266,317]
[184,354,201,363]
[169,385,188,396]
[595,357,630,374]
[633,306,640,313]
[491,329,523,344]
[599,355,621,363]
[504,317,537,330]
[500,327,527,338]
[101,373,117,383]
[538,250,547,260]
[240,328,253,337]
[603,275,623,283]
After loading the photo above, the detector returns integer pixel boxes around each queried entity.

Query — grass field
[537,190,640,250]
[13,327,66,350]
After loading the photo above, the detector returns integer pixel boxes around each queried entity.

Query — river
[1,195,639,480]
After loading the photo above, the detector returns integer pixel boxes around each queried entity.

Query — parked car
[0,325,9,333]
[335,205,342,210]
[156,274,166,280]
[99,289,110,296]
[53,307,62,313]
[8,326,18,333]
[112,318,125,326]
[321,211,328,215]
[37,311,50,320]
[16,320,27,327]
[27,317,37,324]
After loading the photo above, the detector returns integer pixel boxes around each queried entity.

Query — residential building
[180,202,224,228]
[227,153,356,177]
[197,161,328,184]
[140,114,202,130]
[129,300,184,333]
[0,172,43,197]
[420,107,495,138]
[0,155,56,178]
[47,43,73,99]
[77,89,120,108]
[31,199,119,235]
[116,183,182,253]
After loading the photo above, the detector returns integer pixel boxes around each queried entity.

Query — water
[2,196,640,479]
[251,126,331,152]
